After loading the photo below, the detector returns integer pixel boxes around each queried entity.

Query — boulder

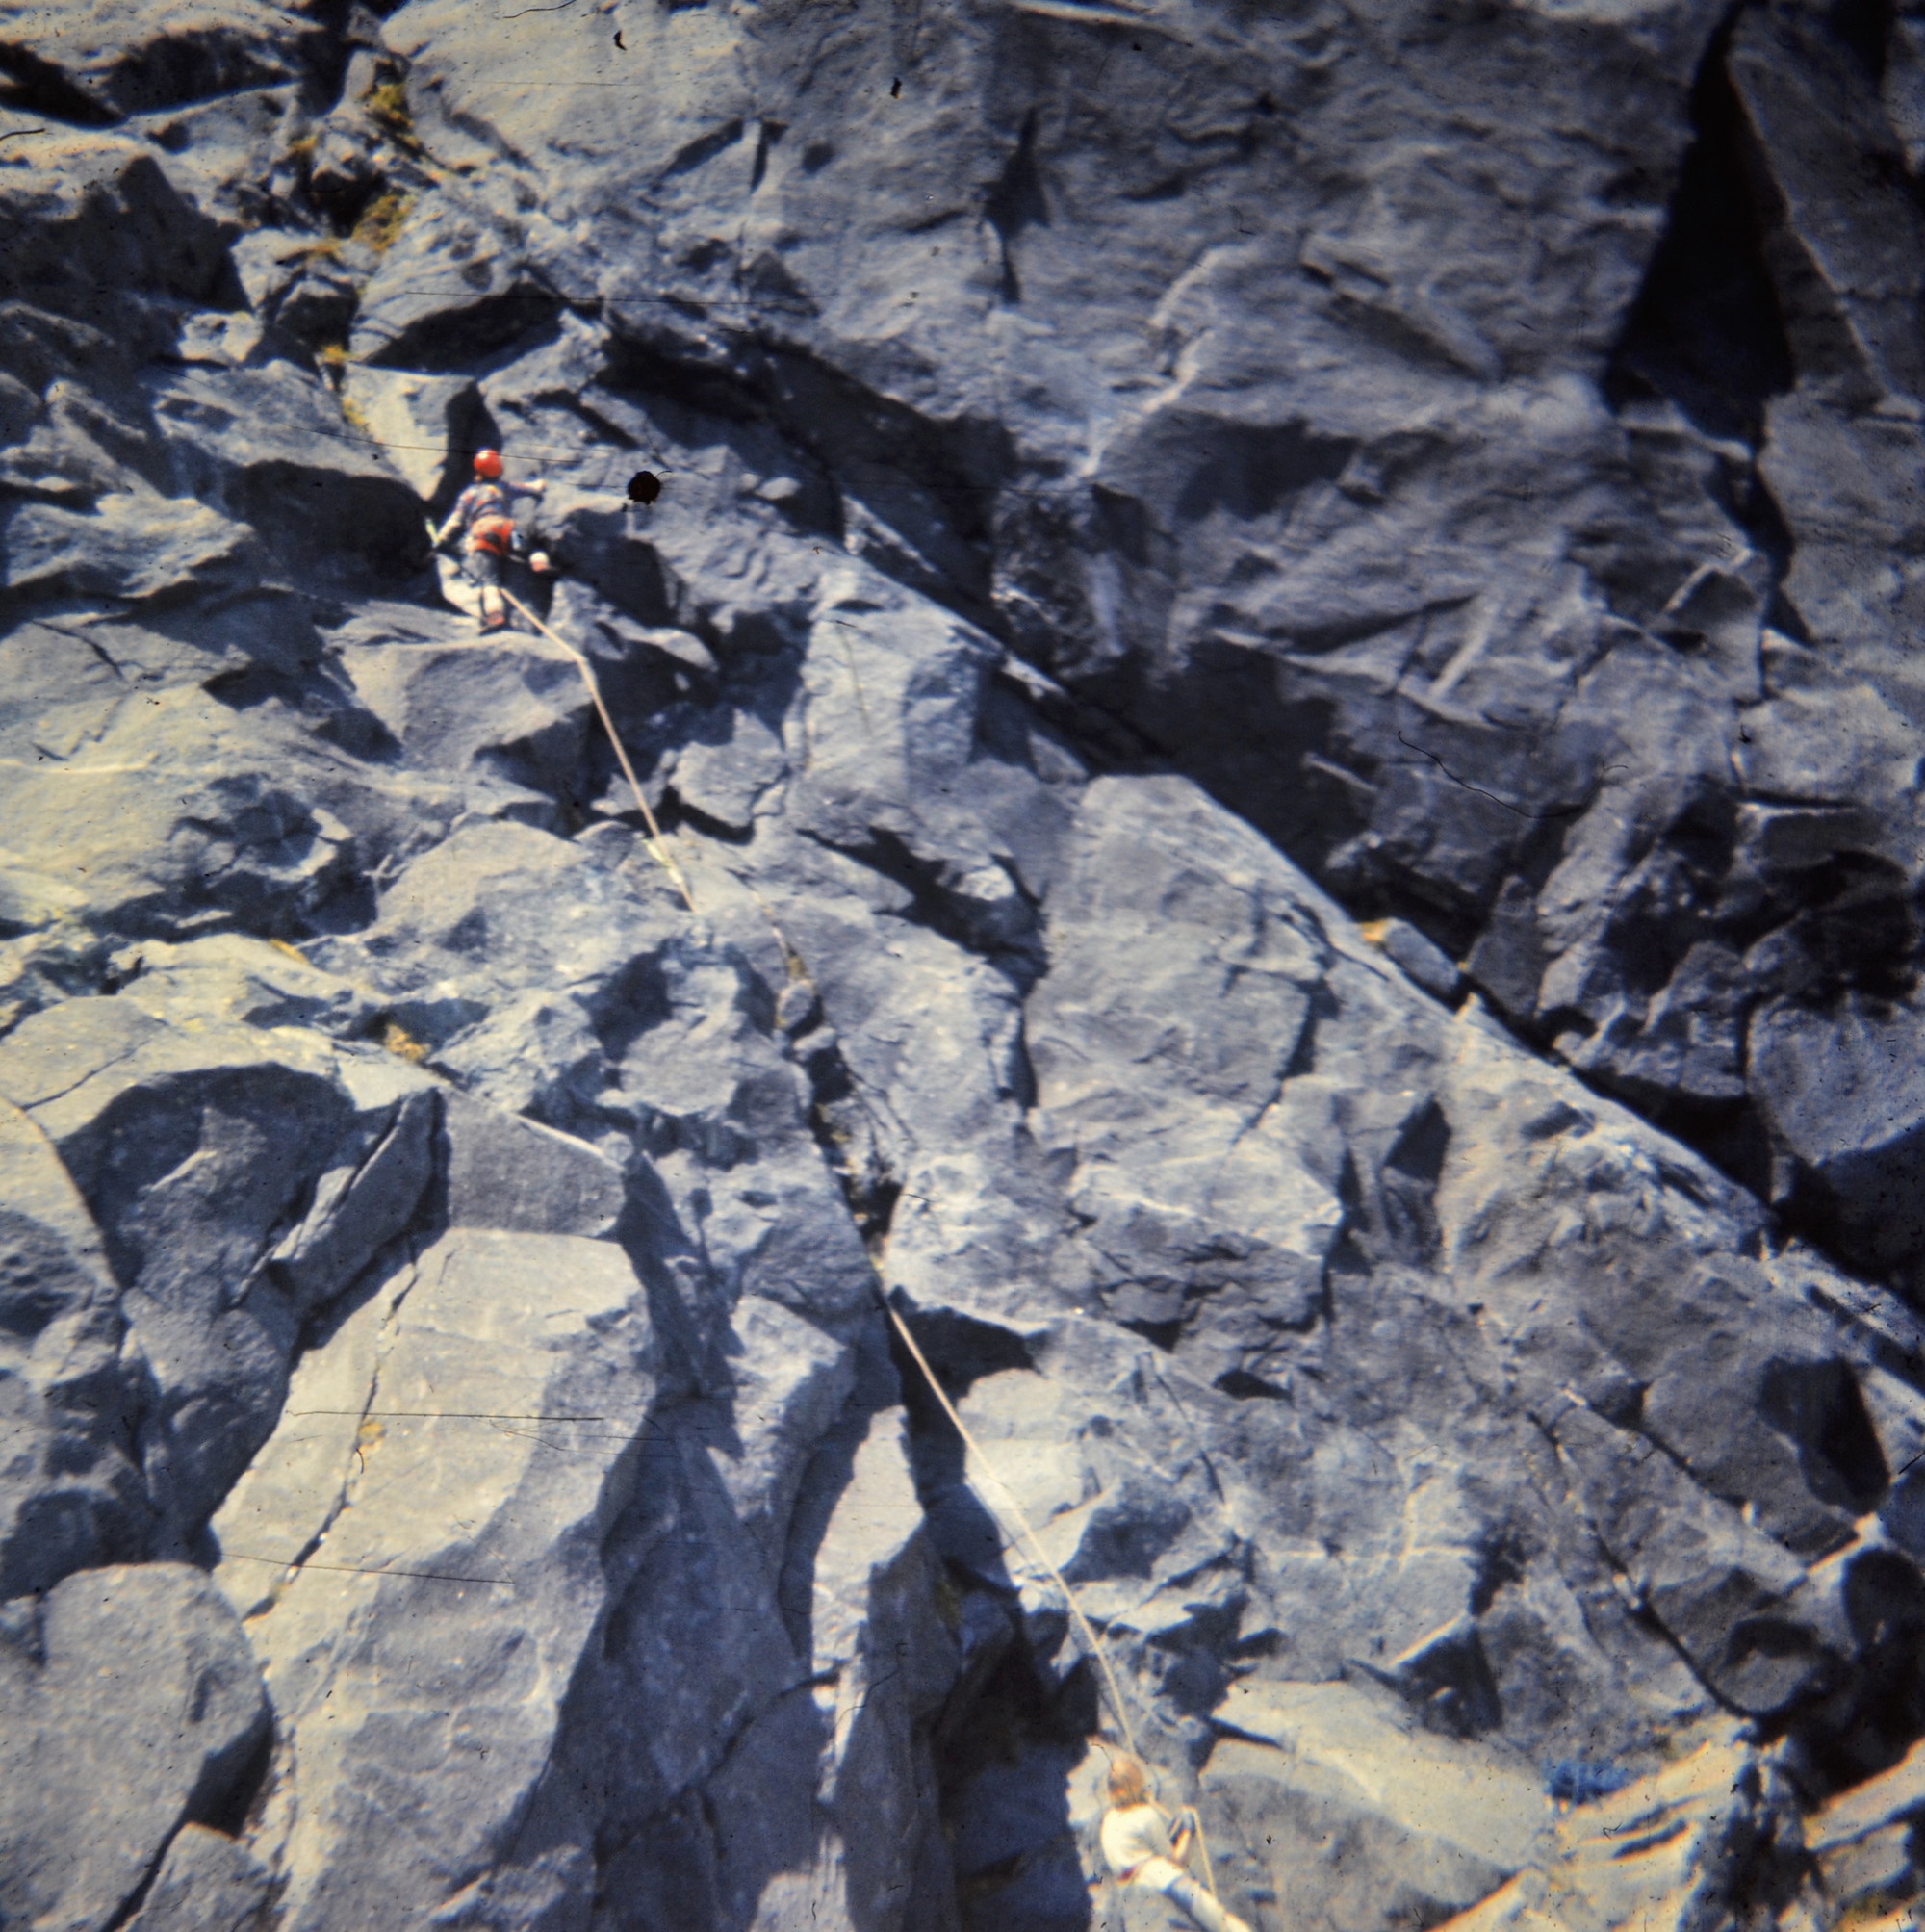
[0,989,437,1545]
[125,1825,276,1932]
[0,1096,145,1597]
[0,1563,269,1932]
[1203,1679,1551,1932]
[211,1227,654,1932]
[334,631,593,813]
[336,365,478,500]
[1434,1730,1806,1932]
[0,0,315,121]
[1808,1736,1925,1914]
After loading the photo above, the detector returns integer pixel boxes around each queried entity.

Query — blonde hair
[1106,1755,1149,1806]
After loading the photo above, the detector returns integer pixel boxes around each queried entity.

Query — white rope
[496,583,698,914]
[438,580,1232,1902]
[876,1290,1143,1761]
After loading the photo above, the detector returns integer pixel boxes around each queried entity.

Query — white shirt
[1101,1803,1176,1878]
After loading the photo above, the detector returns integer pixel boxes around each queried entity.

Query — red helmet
[473,449,503,479]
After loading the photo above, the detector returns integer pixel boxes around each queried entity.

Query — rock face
[1435,1726,1812,1932]
[3,1,1925,1929]
[0,1563,269,1932]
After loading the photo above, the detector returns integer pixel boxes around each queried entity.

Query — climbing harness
[469,513,517,556]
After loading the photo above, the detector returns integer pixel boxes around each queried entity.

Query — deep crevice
[1603,18,1796,448]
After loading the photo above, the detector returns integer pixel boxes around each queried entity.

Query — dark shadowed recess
[1601,7,1806,632]
[884,1301,1104,1927]
[1603,22,1796,446]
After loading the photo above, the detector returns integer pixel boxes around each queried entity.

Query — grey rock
[1436,1728,1809,1932]
[304,123,381,212]
[706,1404,960,1932]
[270,1080,436,1315]
[128,85,299,230]
[701,1295,856,1581]
[13,4,1925,1926]
[142,359,424,576]
[226,226,363,348]
[0,988,438,1545]
[348,185,550,370]
[0,1562,268,1932]
[336,364,478,499]
[436,983,610,1116]
[0,1096,144,1597]
[1366,916,1462,1004]
[229,227,329,319]
[212,1227,654,1932]
[0,655,448,941]
[124,1825,276,1932]
[335,631,592,811]
[950,1736,1091,1932]
[1807,1731,1925,1908]
[1025,776,1340,1379]
[1549,1401,1828,1716]
[1751,995,1925,1268]
[1205,1679,1550,1932]
[3,490,257,602]
[441,1087,625,1240]
[610,928,877,1331]
[1806,1731,1925,1912]
[0,0,314,121]
[900,768,1925,1820]
[671,703,786,833]
[108,933,381,1042]
[1729,0,1925,409]
[319,812,880,1357]
[0,138,230,317]
[317,817,683,1049]
[1815,1825,1916,1916]
[360,0,1925,1281]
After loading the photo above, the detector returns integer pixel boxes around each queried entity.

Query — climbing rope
[706,871,1221,1879]
[882,1294,1232,1910]
[458,588,1222,1901]
[498,584,698,914]
[876,1290,1142,1761]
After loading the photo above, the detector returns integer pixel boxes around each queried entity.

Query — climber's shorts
[462,548,504,589]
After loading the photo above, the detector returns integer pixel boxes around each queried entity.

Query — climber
[1099,1757,1252,1932]
[431,449,552,632]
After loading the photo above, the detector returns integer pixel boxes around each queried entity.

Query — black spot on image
[627,471,663,504]
[890,76,902,97]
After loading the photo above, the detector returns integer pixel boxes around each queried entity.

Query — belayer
[431,448,551,632]
[1099,1756,1253,1932]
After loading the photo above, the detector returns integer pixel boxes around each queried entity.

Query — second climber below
[432,447,550,632]
[1100,1756,1254,1932]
